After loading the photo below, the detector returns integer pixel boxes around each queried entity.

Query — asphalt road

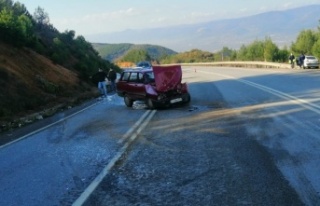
[1,66,320,205]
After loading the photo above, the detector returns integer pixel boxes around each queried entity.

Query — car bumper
[155,93,190,105]
[305,63,319,67]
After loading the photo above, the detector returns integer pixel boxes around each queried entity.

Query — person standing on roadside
[289,53,295,68]
[93,68,107,97]
[108,68,117,92]
[298,53,305,68]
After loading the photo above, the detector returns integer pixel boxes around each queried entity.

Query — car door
[116,71,130,96]
[126,72,146,100]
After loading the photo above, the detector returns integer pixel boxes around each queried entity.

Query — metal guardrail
[178,61,291,69]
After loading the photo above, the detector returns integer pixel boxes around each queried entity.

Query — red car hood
[152,65,182,92]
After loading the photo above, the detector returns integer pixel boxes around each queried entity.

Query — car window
[143,72,155,83]
[147,72,155,82]
[129,72,138,82]
[138,72,144,83]
[306,56,316,60]
[122,72,130,81]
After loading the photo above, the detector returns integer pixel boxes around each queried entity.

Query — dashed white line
[200,70,320,115]
[72,109,157,206]
[0,102,98,149]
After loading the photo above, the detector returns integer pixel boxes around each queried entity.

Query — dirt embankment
[0,42,97,132]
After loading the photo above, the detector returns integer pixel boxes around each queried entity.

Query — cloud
[54,7,142,27]
[190,11,216,18]
[239,8,249,13]
[196,27,208,33]
[52,7,147,34]
[83,8,140,21]
[150,16,169,24]
[258,6,268,12]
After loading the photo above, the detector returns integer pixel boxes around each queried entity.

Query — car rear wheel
[124,95,133,107]
[146,98,155,109]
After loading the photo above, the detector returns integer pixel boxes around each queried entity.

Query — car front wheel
[124,95,133,107]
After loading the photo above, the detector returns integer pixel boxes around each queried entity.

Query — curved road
[1,66,320,205]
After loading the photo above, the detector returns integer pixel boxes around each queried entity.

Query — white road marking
[117,110,151,144]
[72,110,157,206]
[200,70,320,115]
[0,102,99,149]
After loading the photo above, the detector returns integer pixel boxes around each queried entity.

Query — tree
[237,45,248,61]
[312,38,320,58]
[219,47,234,61]
[60,30,75,45]
[291,30,316,54]
[122,49,151,63]
[33,6,49,25]
[248,40,265,61]
[12,1,28,16]
[264,37,279,62]
[0,8,19,44]
[0,8,15,40]
[0,0,13,9]
[236,40,265,61]
[277,45,290,63]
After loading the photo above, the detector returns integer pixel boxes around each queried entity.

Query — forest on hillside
[0,0,118,129]
[92,43,177,63]
[0,0,118,78]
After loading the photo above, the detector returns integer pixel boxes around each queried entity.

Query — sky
[20,0,320,38]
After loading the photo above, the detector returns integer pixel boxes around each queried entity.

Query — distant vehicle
[303,55,319,69]
[136,61,152,68]
[116,65,191,109]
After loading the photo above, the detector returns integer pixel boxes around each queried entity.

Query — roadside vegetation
[0,0,119,131]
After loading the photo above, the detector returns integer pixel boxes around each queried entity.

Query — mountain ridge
[92,43,177,62]
[87,4,320,52]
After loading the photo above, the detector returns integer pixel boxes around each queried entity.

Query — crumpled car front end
[146,65,191,107]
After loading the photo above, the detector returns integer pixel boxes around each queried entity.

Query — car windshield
[143,71,155,83]
[306,56,316,60]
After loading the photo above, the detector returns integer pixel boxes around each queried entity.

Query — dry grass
[0,42,97,132]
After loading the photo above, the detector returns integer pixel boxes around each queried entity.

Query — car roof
[122,67,153,73]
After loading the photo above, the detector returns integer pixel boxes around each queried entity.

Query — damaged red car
[116,65,191,109]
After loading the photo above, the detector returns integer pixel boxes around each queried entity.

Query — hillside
[87,4,320,52]
[92,43,177,62]
[0,42,97,132]
[0,1,121,133]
